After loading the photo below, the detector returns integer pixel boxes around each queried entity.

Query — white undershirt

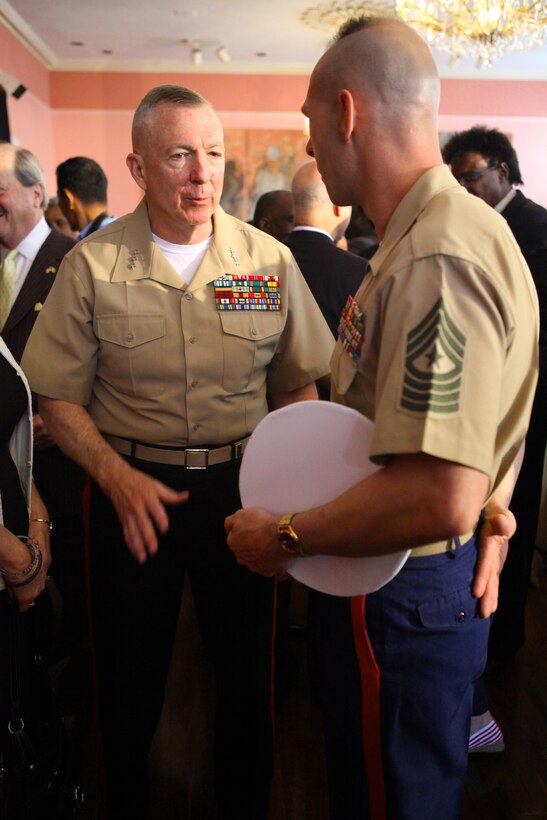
[152,233,212,285]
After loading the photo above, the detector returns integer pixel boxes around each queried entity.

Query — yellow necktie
[0,248,18,331]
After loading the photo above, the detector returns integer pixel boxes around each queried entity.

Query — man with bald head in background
[226,17,538,820]
[287,159,366,339]
[22,85,333,819]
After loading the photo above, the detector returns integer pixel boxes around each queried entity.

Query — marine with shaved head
[226,17,538,819]
[21,84,333,819]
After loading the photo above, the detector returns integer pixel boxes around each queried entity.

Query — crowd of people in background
[0,14,546,820]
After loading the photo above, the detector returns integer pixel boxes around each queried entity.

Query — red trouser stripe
[350,595,386,820]
[270,576,278,740]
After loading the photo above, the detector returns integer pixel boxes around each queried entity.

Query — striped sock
[469,717,505,752]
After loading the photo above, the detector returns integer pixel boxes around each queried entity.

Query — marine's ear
[338,89,355,142]
[126,152,147,192]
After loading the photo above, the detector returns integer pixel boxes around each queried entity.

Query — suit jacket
[285,229,367,339]
[2,229,76,362]
[1,228,84,517]
[502,190,547,364]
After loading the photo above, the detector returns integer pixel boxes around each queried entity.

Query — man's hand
[108,462,189,564]
[473,507,516,618]
[37,397,189,565]
[225,508,293,577]
[473,445,523,618]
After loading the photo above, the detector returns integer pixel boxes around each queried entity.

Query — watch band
[277,513,307,557]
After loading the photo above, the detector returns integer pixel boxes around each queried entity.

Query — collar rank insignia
[213,274,281,311]
[127,249,143,271]
[228,246,240,267]
[338,295,364,363]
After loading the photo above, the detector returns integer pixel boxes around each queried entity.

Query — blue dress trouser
[323,536,490,820]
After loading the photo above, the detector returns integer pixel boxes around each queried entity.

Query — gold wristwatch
[277,513,307,557]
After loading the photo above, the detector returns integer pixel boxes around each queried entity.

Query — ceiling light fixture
[300,0,547,69]
[395,0,547,69]
[216,45,231,63]
[183,38,232,65]
[300,1,395,33]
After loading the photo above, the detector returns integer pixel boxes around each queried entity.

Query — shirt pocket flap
[332,343,359,395]
[417,586,479,629]
[219,312,283,342]
[96,315,166,349]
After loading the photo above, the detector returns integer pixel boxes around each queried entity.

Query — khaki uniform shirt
[22,201,333,447]
[332,166,539,501]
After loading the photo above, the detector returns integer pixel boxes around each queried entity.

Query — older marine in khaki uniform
[22,85,333,820]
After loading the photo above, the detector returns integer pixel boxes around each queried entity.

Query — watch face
[278,524,300,554]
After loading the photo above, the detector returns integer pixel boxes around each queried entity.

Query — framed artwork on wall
[221,128,310,221]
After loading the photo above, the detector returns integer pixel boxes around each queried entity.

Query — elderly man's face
[0,150,42,249]
[128,103,225,243]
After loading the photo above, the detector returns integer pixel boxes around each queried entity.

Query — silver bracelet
[0,536,43,587]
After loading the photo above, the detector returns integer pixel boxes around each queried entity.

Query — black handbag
[0,600,84,819]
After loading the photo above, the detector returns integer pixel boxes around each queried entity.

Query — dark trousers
[88,458,275,820]
[323,538,490,820]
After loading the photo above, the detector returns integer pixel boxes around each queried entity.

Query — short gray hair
[132,84,213,146]
[14,148,48,210]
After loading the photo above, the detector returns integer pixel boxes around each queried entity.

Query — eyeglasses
[457,164,498,186]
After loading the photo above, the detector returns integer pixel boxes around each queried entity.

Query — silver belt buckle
[184,448,209,470]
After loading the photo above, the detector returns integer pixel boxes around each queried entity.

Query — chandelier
[300,1,395,32]
[396,1,547,69]
[299,0,547,69]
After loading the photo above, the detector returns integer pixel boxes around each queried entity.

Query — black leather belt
[104,434,250,470]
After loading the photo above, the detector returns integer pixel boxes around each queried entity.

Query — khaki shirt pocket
[219,312,283,393]
[96,314,166,398]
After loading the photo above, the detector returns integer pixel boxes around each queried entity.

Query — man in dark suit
[286,159,366,340]
[443,126,547,671]
[56,155,116,240]
[0,142,89,722]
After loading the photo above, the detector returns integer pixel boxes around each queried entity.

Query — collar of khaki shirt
[366,165,462,279]
[111,199,256,294]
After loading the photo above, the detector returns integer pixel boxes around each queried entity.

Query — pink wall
[51,109,141,215]
[2,23,547,212]
[49,71,311,114]
[0,24,50,104]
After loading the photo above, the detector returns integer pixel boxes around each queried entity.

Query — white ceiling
[2,0,547,80]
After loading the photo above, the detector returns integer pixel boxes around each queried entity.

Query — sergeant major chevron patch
[401,297,465,414]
